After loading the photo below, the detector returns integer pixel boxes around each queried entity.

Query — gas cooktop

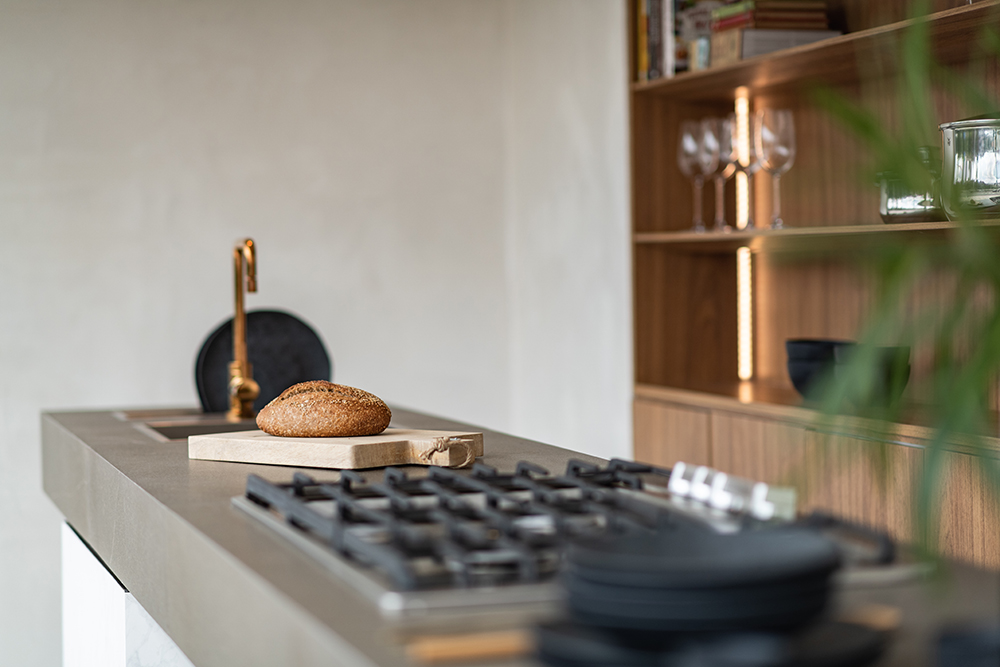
[232,458,820,620]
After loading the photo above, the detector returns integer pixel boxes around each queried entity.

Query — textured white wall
[501,0,631,460]
[0,1,627,664]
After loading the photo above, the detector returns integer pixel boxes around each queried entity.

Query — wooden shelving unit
[634,219,1000,253]
[628,0,1000,568]
[632,1,999,101]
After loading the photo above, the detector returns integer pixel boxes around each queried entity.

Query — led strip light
[735,89,754,381]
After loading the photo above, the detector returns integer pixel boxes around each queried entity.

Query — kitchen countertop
[41,407,603,667]
[42,408,1000,667]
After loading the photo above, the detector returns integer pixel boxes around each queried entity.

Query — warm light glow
[735,89,754,380]
[735,90,751,230]
[737,246,753,380]
[736,172,748,229]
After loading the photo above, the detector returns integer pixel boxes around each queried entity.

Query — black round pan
[195,309,331,414]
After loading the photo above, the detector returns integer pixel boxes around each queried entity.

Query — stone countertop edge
[41,407,602,667]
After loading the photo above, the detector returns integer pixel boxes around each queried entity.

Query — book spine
[648,0,663,79]
[690,35,711,71]
[754,9,828,20]
[755,1,826,10]
[713,10,829,32]
[711,0,756,22]
[637,0,649,81]
[710,27,744,68]
[752,19,829,29]
[663,0,675,78]
[739,28,840,58]
[713,12,756,32]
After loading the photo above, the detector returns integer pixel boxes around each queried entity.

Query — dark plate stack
[536,618,887,667]
[537,519,887,667]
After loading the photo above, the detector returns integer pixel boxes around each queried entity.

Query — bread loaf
[256,381,391,437]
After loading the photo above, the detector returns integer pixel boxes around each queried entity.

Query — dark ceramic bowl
[786,339,856,400]
[786,340,910,404]
[833,344,909,368]
[833,345,911,406]
[786,339,855,362]
[787,359,834,400]
[877,364,911,405]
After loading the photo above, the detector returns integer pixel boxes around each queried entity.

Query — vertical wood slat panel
[709,410,999,568]
[754,255,998,404]
[754,255,870,388]
[751,87,877,231]
[710,412,809,482]
[634,247,739,388]
[938,450,1000,569]
[633,398,712,468]
[633,99,744,234]
[804,431,923,543]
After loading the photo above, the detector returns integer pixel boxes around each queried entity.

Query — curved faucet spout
[228,238,260,421]
[242,238,256,293]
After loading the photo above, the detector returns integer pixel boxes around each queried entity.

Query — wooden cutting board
[187,428,484,470]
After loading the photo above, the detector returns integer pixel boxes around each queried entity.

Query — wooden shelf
[628,1,1000,568]
[636,380,804,412]
[627,0,1000,426]
[633,219,1000,253]
[631,1,1000,102]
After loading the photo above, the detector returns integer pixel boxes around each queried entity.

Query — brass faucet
[228,238,260,421]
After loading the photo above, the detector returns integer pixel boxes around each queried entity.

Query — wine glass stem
[714,175,726,230]
[693,177,705,232]
[771,173,784,230]
[746,172,755,229]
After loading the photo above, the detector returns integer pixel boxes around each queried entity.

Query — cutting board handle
[409,435,478,468]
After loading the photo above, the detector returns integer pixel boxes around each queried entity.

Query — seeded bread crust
[256,381,391,437]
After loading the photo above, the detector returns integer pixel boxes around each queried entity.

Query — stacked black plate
[564,522,841,634]
[536,520,886,667]
[535,619,887,667]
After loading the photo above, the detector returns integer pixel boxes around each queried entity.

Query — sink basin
[116,410,259,442]
[143,420,260,441]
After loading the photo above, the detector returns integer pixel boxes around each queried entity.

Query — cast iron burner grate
[233,459,901,620]
[239,459,674,593]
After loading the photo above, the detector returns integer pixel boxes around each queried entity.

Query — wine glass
[697,120,721,230]
[711,115,739,232]
[754,109,796,230]
[677,120,714,232]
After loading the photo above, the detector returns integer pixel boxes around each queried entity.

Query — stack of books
[636,0,678,82]
[710,0,840,68]
[712,0,829,31]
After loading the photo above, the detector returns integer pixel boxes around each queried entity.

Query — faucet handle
[227,360,260,421]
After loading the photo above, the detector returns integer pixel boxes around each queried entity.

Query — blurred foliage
[809,0,1000,562]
